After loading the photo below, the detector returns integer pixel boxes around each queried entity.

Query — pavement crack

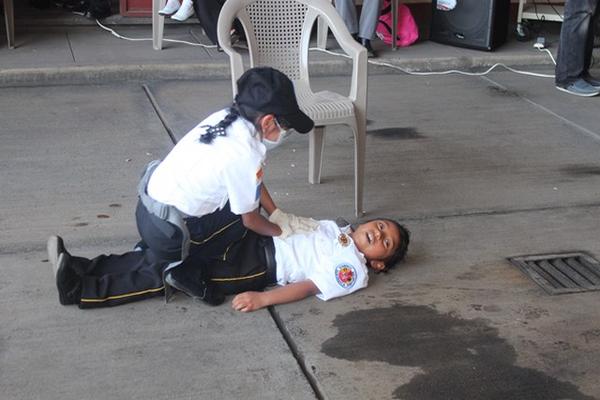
[142,84,178,144]
[268,306,326,400]
[401,201,600,223]
[480,75,600,143]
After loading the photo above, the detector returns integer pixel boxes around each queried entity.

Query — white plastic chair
[217,0,368,216]
[152,0,166,50]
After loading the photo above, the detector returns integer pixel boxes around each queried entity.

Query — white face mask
[263,119,291,151]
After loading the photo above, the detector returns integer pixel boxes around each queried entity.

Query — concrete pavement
[2,6,600,400]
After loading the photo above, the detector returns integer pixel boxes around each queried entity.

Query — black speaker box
[430,0,510,51]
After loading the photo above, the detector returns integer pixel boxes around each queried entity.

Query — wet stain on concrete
[561,165,600,177]
[321,305,596,400]
[487,86,519,97]
[367,127,424,140]
[581,329,600,344]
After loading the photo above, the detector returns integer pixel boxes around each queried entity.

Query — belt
[260,236,277,284]
[137,160,190,263]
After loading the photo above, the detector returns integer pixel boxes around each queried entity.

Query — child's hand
[231,291,266,312]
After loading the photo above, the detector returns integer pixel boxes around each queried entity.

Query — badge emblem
[335,264,357,289]
[338,233,350,247]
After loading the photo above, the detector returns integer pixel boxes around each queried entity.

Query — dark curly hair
[383,219,410,271]
[355,218,409,272]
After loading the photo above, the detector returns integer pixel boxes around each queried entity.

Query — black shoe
[55,253,81,306]
[47,235,68,278]
[165,270,225,306]
[360,38,377,58]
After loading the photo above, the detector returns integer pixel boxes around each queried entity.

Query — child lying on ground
[48,217,409,311]
[146,217,409,312]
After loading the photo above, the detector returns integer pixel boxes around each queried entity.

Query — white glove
[269,209,319,238]
[269,208,294,239]
[287,213,319,234]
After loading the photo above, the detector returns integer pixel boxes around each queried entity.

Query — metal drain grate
[508,252,600,295]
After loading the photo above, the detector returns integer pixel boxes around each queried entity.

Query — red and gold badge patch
[335,264,357,289]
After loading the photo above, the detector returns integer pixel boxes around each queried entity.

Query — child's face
[350,220,401,270]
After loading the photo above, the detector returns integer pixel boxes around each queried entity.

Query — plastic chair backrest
[218,0,352,96]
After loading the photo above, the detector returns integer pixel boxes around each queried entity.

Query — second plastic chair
[217,0,368,216]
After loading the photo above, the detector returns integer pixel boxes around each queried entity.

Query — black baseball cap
[235,67,314,134]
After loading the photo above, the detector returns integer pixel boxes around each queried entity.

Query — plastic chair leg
[353,122,366,217]
[316,16,328,49]
[391,0,398,51]
[308,126,325,184]
[153,0,166,50]
[4,0,14,49]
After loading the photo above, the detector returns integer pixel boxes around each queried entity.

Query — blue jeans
[555,0,600,85]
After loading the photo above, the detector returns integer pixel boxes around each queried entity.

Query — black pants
[76,200,269,308]
[175,231,276,295]
[192,0,243,45]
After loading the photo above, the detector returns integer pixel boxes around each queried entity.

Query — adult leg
[358,0,383,40]
[556,0,598,85]
[192,0,225,45]
[335,0,359,35]
[582,1,600,77]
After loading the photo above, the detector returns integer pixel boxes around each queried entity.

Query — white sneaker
[171,0,194,21]
[158,0,180,16]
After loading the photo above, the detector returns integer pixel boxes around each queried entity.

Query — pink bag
[376,1,419,47]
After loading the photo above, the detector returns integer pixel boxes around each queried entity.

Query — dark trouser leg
[556,0,599,85]
[181,231,273,295]
[78,250,169,308]
[192,0,225,45]
[185,201,247,259]
[167,202,245,290]
[136,200,183,262]
[75,200,184,308]
[583,3,600,76]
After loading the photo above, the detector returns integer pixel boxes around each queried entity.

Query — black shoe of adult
[55,253,82,306]
[165,271,225,306]
[47,235,68,278]
[360,38,377,58]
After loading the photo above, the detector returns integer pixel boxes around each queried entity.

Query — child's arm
[231,280,320,312]
[241,209,282,237]
[259,183,277,216]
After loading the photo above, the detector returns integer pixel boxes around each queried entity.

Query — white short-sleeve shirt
[147,109,266,217]
[273,220,369,301]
